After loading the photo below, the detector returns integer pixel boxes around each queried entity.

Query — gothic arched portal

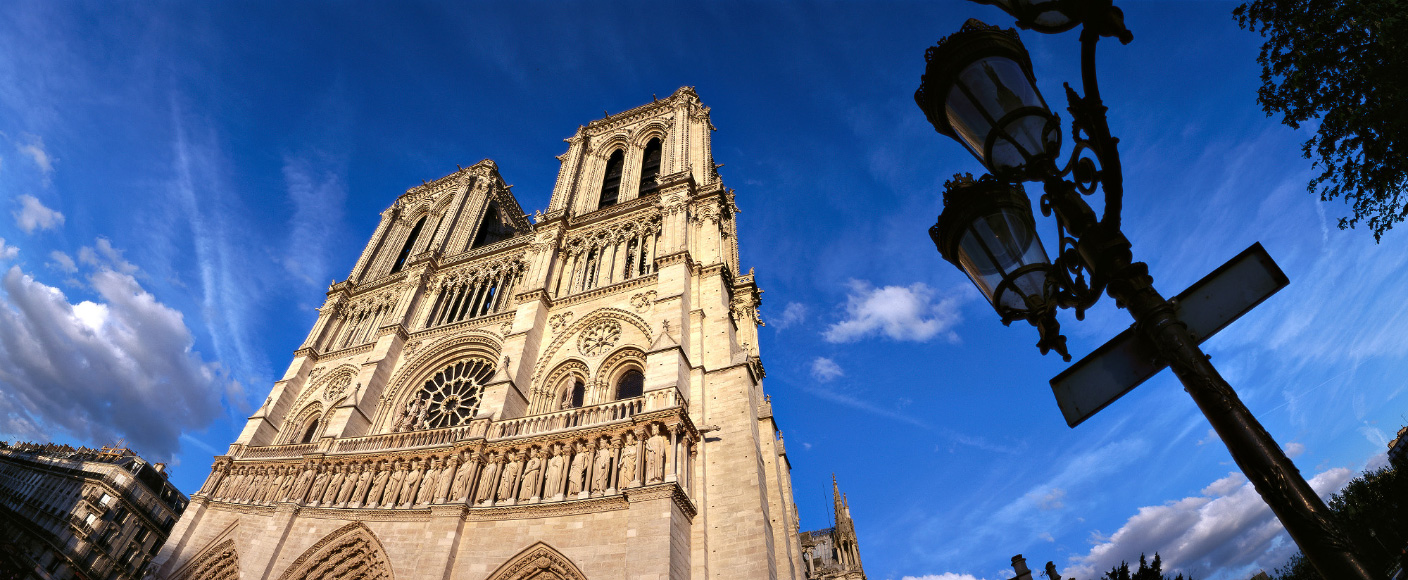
[276,522,394,580]
[173,538,240,580]
[486,542,589,580]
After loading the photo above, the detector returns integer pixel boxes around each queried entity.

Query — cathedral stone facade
[152,87,864,580]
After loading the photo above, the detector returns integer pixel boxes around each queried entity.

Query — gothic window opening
[403,359,494,430]
[425,266,522,328]
[598,149,624,209]
[639,138,662,194]
[472,202,517,248]
[390,216,426,274]
[623,237,639,280]
[581,249,600,290]
[300,420,320,444]
[615,369,644,400]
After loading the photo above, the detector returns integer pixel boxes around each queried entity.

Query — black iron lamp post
[916,10,1373,580]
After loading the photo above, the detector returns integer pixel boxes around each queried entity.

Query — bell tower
[155,87,850,580]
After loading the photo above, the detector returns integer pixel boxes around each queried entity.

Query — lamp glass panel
[999,268,1049,311]
[944,86,992,164]
[991,114,1057,174]
[955,207,1049,305]
[1022,0,1075,29]
[949,57,1052,173]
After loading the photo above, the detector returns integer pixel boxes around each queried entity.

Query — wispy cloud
[0,239,17,261]
[773,301,808,329]
[16,133,54,181]
[281,154,347,289]
[165,104,268,409]
[47,250,75,273]
[12,194,64,233]
[78,238,137,275]
[1065,468,1353,580]
[823,280,967,343]
[811,357,843,382]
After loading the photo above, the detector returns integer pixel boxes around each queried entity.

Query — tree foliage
[1233,0,1408,240]
[1103,553,1193,580]
[1270,459,1408,579]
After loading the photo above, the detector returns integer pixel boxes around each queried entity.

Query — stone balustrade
[195,394,697,516]
[240,442,321,460]
[489,397,643,440]
[333,424,478,454]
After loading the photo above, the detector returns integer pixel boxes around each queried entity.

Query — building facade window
[299,419,320,444]
[390,217,426,274]
[639,138,662,194]
[406,359,494,429]
[615,369,644,400]
[598,150,625,209]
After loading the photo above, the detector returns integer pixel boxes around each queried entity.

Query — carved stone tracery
[577,321,622,357]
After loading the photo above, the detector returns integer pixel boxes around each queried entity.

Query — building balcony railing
[69,514,101,537]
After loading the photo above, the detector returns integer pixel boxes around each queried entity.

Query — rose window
[413,359,494,429]
[578,320,622,357]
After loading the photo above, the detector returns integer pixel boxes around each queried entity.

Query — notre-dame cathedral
[152,87,865,580]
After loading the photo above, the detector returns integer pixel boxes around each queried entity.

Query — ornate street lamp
[915,20,1060,182]
[916,12,1373,580]
[931,174,1068,359]
[971,0,1134,42]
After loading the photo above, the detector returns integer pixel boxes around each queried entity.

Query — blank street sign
[1050,242,1289,427]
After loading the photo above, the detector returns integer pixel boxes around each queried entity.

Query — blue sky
[0,2,1404,579]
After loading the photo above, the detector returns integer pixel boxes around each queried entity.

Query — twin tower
[153,88,865,580]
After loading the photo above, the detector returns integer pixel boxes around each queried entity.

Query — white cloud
[773,302,808,329]
[1283,442,1305,458]
[0,262,230,459]
[1066,467,1353,579]
[0,239,17,261]
[811,357,844,382]
[12,194,64,233]
[47,250,76,273]
[823,280,966,343]
[16,133,53,178]
[902,574,989,580]
[77,237,137,275]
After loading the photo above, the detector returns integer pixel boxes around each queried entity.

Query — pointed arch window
[390,217,426,274]
[615,369,644,400]
[639,138,662,194]
[473,202,516,248]
[299,419,321,444]
[598,149,625,209]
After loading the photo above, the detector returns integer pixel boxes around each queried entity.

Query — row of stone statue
[201,423,681,509]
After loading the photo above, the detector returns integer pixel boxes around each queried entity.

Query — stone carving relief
[175,538,239,580]
[201,418,694,518]
[322,372,353,402]
[548,312,574,332]
[485,542,589,580]
[275,522,392,580]
[577,320,622,357]
[630,291,656,313]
